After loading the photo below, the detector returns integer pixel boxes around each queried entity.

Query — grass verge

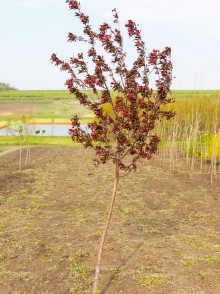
[0,136,75,146]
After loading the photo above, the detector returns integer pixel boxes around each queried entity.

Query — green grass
[0,89,101,102]
[0,136,76,146]
[0,90,71,102]
[1,89,218,103]
[0,90,96,123]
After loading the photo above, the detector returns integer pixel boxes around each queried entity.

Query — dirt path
[0,146,42,157]
[0,146,23,157]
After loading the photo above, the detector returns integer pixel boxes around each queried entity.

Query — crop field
[0,90,95,125]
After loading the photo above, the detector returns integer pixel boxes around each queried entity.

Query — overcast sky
[0,0,220,90]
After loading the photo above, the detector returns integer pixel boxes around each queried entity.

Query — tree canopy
[0,82,17,91]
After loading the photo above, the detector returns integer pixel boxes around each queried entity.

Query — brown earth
[0,146,219,294]
[0,103,39,116]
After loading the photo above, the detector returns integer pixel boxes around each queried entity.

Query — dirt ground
[0,146,219,294]
[0,103,39,116]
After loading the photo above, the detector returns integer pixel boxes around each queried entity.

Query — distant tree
[0,82,17,91]
[51,1,175,292]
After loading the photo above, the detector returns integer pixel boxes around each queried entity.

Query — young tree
[11,116,34,170]
[12,120,25,171]
[51,1,174,292]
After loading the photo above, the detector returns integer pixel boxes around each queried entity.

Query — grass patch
[0,136,75,146]
[0,90,72,102]
[180,256,196,268]
[176,234,220,250]
[68,265,88,275]
[204,254,220,263]
[137,273,170,287]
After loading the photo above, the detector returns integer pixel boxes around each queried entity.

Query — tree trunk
[19,136,22,171]
[93,158,119,293]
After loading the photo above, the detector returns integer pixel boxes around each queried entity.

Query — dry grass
[0,121,7,129]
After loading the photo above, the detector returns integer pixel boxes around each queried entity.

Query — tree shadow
[101,242,143,294]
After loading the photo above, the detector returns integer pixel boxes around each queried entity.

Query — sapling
[51,1,174,292]
[11,116,35,169]
[21,115,33,166]
[12,120,25,170]
[35,128,46,144]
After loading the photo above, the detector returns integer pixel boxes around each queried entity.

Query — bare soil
[0,146,219,294]
[0,103,39,116]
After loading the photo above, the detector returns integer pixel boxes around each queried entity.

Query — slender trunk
[93,158,119,293]
[25,143,31,166]
[25,146,29,166]
[19,136,22,171]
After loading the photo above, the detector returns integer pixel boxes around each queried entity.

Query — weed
[0,223,6,229]
[213,279,220,288]
[114,266,126,274]
[119,206,134,216]
[67,208,81,214]
[43,255,50,260]
[204,254,220,263]
[52,245,63,254]
[25,256,34,264]
[199,271,208,280]
[172,248,183,254]
[181,256,196,268]
[144,225,157,235]
[25,226,33,232]
[169,198,178,207]
[28,201,43,212]
[176,234,219,250]
[188,212,212,224]
[137,272,170,286]
[96,229,103,236]
[68,250,91,264]
[68,265,88,276]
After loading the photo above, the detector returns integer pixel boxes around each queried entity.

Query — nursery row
[156,90,220,184]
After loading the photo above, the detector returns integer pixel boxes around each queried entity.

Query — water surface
[0,124,89,137]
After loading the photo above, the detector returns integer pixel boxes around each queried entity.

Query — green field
[0,89,219,122]
[0,90,95,124]
[0,89,219,101]
[0,90,73,102]
[0,136,74,146]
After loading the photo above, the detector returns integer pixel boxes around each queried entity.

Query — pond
[0,124,89,137]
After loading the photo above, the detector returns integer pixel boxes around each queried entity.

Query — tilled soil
[0,146,219,294]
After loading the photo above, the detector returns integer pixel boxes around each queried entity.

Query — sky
[0,0,220,90]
